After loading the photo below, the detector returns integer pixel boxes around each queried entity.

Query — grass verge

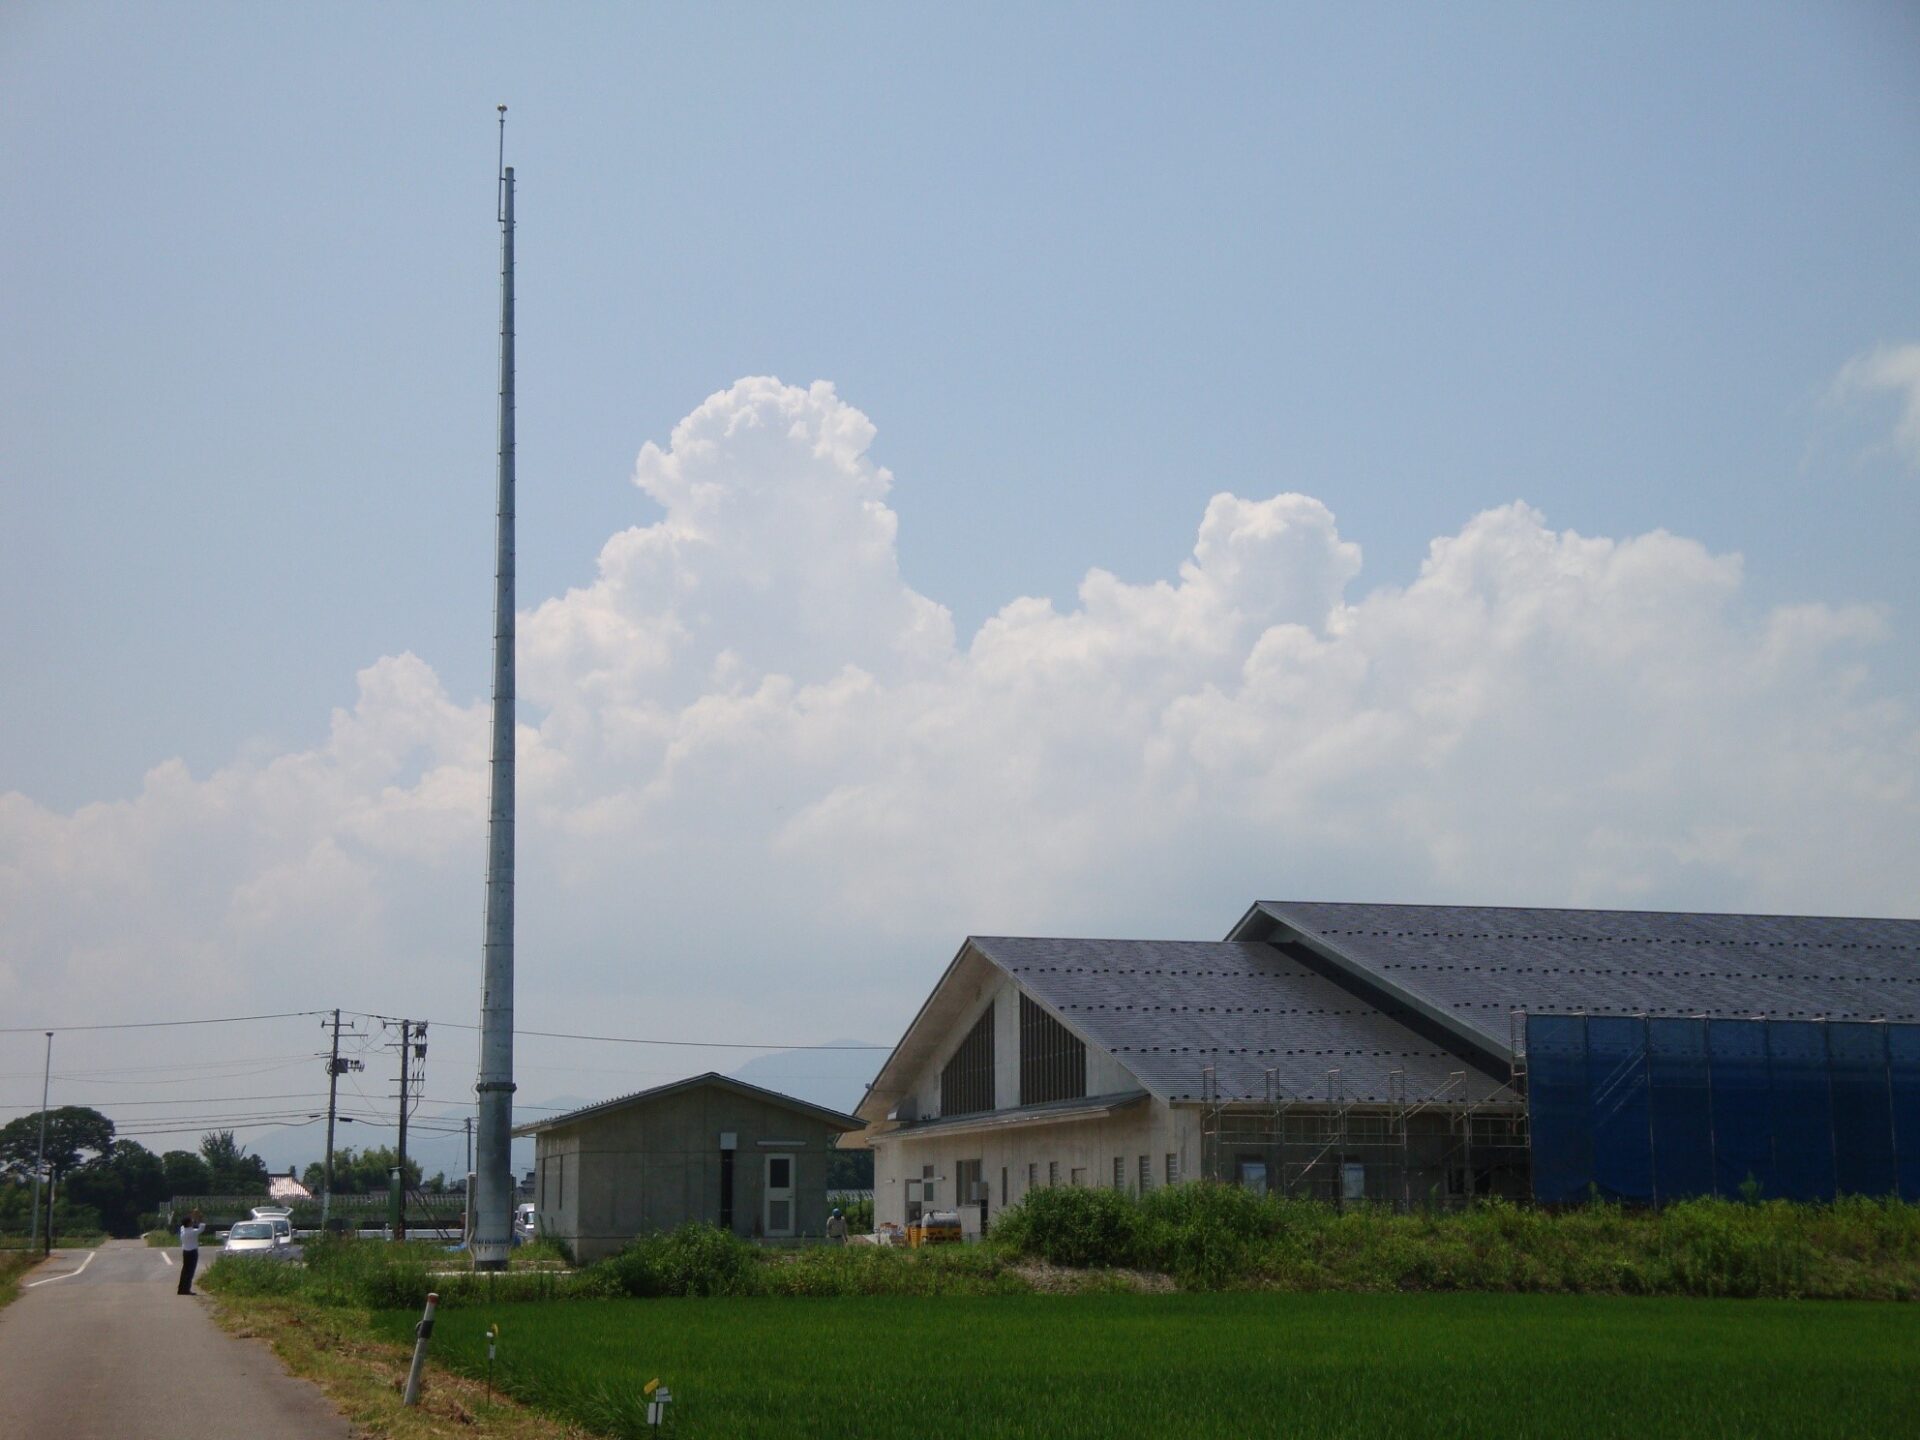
[0,1250,44,1311]
[210,1292,591,1439]
[382,1291,1920,1440]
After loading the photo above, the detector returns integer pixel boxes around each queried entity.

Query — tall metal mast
[473,105,517,1270]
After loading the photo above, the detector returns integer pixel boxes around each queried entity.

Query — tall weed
[988,1184,1920,1298]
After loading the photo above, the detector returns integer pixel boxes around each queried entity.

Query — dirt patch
[1010,1260,1177,1294]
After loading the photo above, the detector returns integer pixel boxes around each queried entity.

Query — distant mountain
[728,1042,883,1115]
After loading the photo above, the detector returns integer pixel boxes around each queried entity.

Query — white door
[763,1153,795,1237]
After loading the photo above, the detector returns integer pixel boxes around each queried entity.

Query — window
[908,1163,935,1226]
[956,1158,983,1208]
[1139,1155,1152,1192]
[765,1154,795,1237]
[1048,1160,1060,1188]
[1028,1162,1038,1192]
[1166,1153,1180,1185]
[940,1006,996,1116]
[1113,1156,1126,1190]
[1070,1167,1088,1187]
[1341,1163,1366,1203]
[1000,1167,1008,1206]
[539,1158,546,1208]
[1020,993,1087,1104]
[719,1149,735,1230]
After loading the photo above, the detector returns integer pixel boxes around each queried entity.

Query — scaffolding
[1200,1011,1533,1208]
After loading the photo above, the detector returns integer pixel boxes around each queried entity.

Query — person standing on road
[177,1212,204,1295]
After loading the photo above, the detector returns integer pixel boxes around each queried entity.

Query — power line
[350,1013,889,1051]
[0,1049,325,1081]
[0,1009,328,1035]
[0,1092,328,1109]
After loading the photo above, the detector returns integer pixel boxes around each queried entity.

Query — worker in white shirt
[177,1211,205,1295]
[825,1207,848,1244]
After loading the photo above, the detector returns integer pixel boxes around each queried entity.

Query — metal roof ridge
[511,1070,862,1137]
[1251,900,1920,925]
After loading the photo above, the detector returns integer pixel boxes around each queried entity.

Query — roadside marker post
[402,1292,439,1406]
[645,1376,673,1428]
[487,1323,499,1403]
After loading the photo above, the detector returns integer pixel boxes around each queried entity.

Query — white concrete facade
[872,1096,1201,1230]
[861,966,1200,1230]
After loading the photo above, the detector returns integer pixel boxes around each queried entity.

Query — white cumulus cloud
[2,376,1916,1096]
[1833,343,1920,469]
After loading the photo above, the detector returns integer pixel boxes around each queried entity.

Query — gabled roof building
[514,1072,861,1261]
[848,902,1920,1227]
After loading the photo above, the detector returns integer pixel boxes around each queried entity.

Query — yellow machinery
[906,1209,962,1247]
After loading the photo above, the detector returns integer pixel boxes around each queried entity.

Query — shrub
[838,1197,875,1233]
[592,1224,760,1298]
[989,1184,1145,1268]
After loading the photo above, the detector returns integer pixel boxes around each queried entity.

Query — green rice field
[376,1291,1920,1439]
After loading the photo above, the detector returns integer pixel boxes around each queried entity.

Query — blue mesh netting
[1768,1021,1835,1202]
[1890,1026,1920,1203]
[1647,1018,1714,1201]
[1829,1023,1895,1199]
[1525,1014,1917,1206]
[1526,1014,1590,1206]
[1707,1019,1773,1199]
[1587,1016,1653,1203]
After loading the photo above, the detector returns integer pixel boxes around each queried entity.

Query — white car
[223,1220,281,1256]
[250,1207,294,1247]
[513,1202,536,1242]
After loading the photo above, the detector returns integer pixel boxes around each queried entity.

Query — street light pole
[29,1032,50,1252]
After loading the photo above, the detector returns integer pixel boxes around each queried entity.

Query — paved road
[0,1240,351,1440]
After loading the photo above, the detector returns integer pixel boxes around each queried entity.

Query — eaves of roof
[511,1070,862,1138]
[873,1089,1153,1141]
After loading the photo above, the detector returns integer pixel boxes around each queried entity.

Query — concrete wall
[872,1103,1528,1229]
[872,1098,1201,1231]
[532,1085,849,1263]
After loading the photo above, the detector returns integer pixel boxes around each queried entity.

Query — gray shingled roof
[511,1071,862,1138]
[971,937,1509,1104]
[1238,902,1920,1058]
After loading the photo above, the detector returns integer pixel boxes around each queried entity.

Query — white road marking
[24,1249,95,1287]
[160,1250,175,1267]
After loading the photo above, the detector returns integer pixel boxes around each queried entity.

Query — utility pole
[30,1031,50,1252]
[321,1010,363,1231]
[388,1018,427,1241]
[473,102,519,1271]
[463,1115,476,1248]
[396,1017,409,1242]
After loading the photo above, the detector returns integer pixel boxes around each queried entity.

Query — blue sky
[3,4,1918,1172]
[6,3,1917,806]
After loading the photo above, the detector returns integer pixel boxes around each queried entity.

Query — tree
[198,1131,270,1193]
[825,1147,874,1190]
[0,1107,115,1188]
[160,1150,212,1197]
[312,1145,421,1194]
[67,1140,168,1237]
